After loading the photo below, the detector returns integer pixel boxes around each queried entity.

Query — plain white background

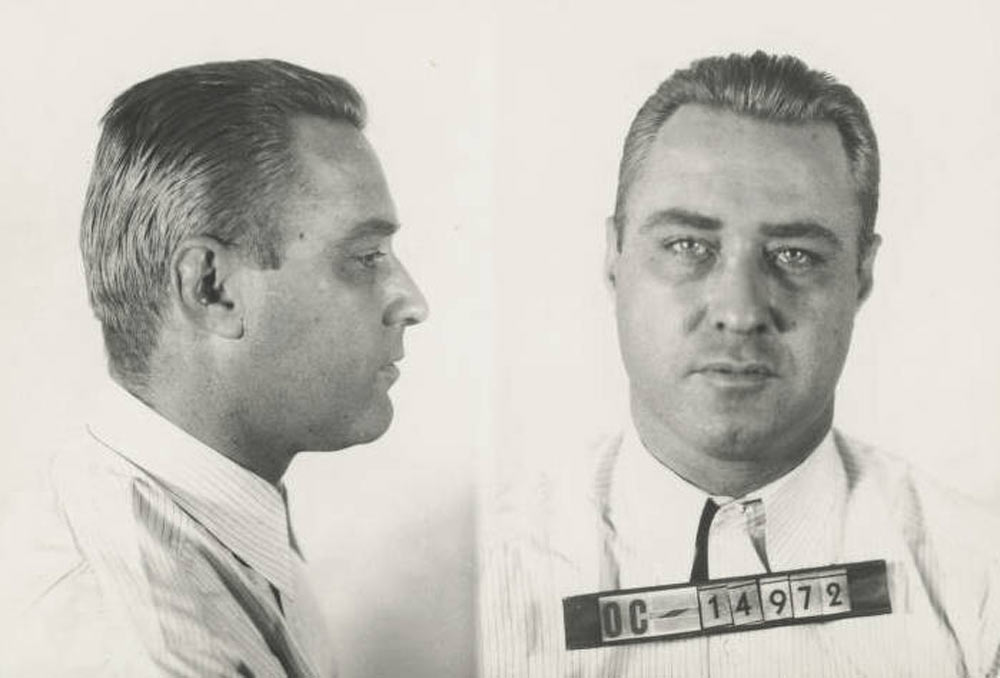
[1,1,998,677]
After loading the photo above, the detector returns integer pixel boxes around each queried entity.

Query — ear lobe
[856,233,881,306]
[173,236,245,339]
[604,216,621,293]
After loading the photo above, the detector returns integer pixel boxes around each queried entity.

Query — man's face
[235,116,427,454]
[608,104,876,462]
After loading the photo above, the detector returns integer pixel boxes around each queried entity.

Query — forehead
[278,115,395,243]
[625,105,858,231]
[290,115,390,200]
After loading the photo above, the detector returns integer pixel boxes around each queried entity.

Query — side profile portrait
[1,59,427,676]
[481,51,1000,677]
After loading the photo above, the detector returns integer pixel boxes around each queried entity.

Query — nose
[383,260,429,327]
[706,255,773,335]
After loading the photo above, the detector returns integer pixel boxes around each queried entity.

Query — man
[1,60,427,676]
[481,51,1000,677]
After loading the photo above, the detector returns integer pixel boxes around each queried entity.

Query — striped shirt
[0,380,336,677]
[480,421,1000,677]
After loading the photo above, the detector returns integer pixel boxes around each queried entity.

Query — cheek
[617,258,697,323]
[616,279,688,368]
[788,296,857,377]
[253,295,365,370]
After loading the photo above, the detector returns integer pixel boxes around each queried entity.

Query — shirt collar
[756,429,847,570]
[86,379,296,598]
[609,417,847,583]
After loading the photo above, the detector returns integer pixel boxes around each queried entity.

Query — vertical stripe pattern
[479,423,1000,677]
[1,381,336,677]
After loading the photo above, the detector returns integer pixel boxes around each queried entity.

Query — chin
[346,399,395,447]
[687,421,779,461]
[302,397,395,452]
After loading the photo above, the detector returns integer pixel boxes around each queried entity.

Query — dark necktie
[690,498,719,582]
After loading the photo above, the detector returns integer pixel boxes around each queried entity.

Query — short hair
[613,51,880,255]
[80,59,366,387]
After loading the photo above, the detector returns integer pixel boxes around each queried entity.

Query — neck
[133,362,293,485]
[631,397,832,498]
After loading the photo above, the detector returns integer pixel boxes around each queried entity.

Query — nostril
[713,316,770,335]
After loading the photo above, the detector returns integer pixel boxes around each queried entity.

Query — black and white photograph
[482,2,1000,676]
[1,1,997,677]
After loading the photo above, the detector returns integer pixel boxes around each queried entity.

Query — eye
[663,237,714,262]
[355,250,388,269]
[770,246,821,270]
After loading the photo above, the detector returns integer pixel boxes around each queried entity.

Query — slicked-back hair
[81,59,366,387]
[613,51,880,256]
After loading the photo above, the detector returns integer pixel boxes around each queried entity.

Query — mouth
[692,361,777,388]
[378,359,402,384]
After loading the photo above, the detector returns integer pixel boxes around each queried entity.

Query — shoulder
[834,430,1000,561]
[486,429,622,551]
[480,429,623,673]
[482,428,622,597]
[49,435,196,565]
[27,429,205,570]
[0,439,171,674]
[0,434,158,615]
[2,438,234,674]
[835,430,1000,657]
[0,454,105,668]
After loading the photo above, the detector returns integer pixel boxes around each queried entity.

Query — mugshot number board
[563,560,891,649]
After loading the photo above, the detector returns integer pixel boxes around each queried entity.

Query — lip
[696,361,776,376]
[692,361,777,388]
[378,362,401,384]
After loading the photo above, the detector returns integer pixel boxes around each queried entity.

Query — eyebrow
[344,218,400,240]
[760,221,843,248]
[639,209,844,249]
[639,208,722,232]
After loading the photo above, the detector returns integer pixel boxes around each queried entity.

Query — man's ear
[172,236,245,339]
[856,233,881,307]
[604,216,621,294]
